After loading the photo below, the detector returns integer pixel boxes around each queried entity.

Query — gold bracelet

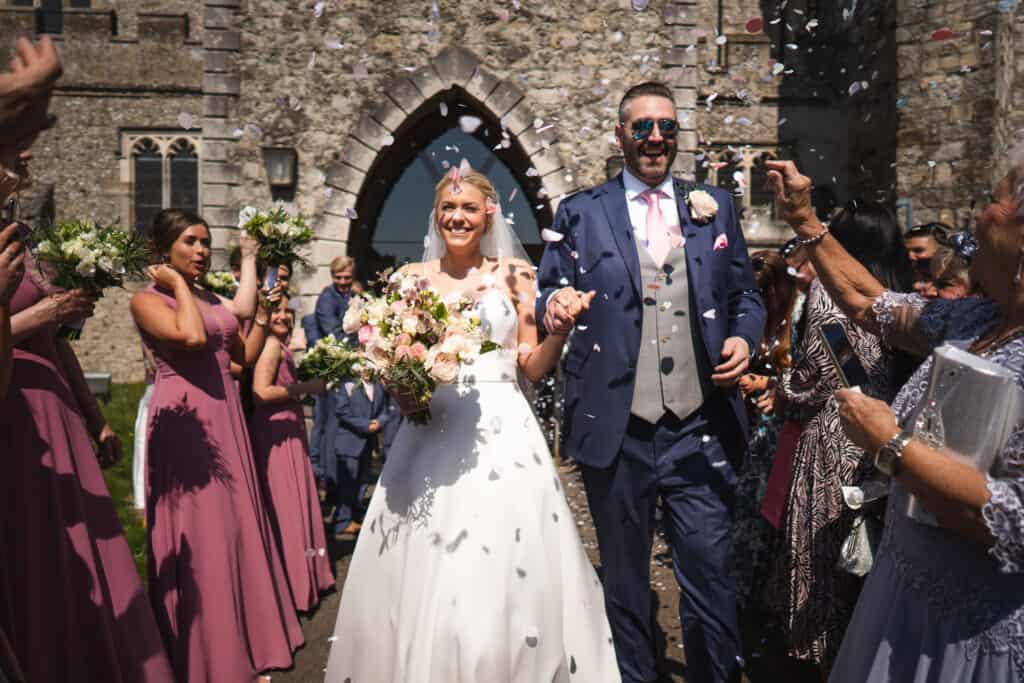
[254,318,269,326]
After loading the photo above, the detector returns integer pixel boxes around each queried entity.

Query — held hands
[368,419,381,434]
[835,388,899,454]
[0,223,25,306]
[764,160,818,236]
[711,336,750,388]
[95,423,122,468]
[738,373,771,399]
[544,288,597,336]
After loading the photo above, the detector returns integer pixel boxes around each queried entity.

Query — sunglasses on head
[904,222,952,240]
[936,229,979,262]
[630,118,679,141]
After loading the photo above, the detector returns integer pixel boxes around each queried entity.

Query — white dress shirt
[622,168,681,247]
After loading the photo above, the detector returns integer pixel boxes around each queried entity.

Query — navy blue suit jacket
[314,285,351,340]
[301,313,321,350]
[536,175,766,469]
[327,383,395,461]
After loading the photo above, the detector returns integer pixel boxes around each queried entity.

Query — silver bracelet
[796,225,829,247]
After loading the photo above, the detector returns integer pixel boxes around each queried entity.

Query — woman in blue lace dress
[767,158,1024,682]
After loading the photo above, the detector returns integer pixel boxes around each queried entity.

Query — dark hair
[151,209,209,261]
[904,222,952,241]
[618,82,674,123]
[229,247,242,269]
[751,250,797,370]
[829,200,913,292]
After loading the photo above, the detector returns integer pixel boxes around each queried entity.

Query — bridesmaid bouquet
[341,270,499,424]
[33,218,149,339]
[237,205,314,288]
[199,270,238,297]
[297,334,362,390]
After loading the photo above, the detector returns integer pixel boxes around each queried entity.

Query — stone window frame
[119,132,203,232]
[698,145,779,215]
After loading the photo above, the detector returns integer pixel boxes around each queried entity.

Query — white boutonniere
[687,189,719,224]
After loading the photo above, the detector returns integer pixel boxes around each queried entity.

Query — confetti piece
[896,96,909,109]
[593,343,601,352]
[848,81,861,96]
[631,0,650,9]
[440,102,448,117]
[706,92,718,110]
[931,27,955,41]
[703,308,717,320]
[324,37,343,49]
[526,167,540,177]
[715,35,728,45]
[177,112,195,130]
[381,134,395,146]
[232,128,244,137]
[313,0,326,17]
[307,51,317,69]
[806,18,819,30]
[772,62,785,76]
[540,229,564,243]
[745,17,763,33]
[327,635,337,642]
[345,208,358,219]
[458,115,483,133]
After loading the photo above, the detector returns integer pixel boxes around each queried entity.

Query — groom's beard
[626,140,676,183]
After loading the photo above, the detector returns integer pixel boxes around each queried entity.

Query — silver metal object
[904,344,1024,525]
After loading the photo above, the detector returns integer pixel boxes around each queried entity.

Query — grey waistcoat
[630,243,707,423]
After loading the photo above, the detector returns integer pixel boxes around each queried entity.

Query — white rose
[75,259,96,277]
[687,189,719,222]
[97,256,114,273]
[238,206,258,228]
[342,306,363,334]
[36,240,54,255]
[366,300,388,325]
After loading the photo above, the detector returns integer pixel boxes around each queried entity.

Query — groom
[537,82,765,683]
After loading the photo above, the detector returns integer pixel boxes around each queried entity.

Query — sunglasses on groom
[629,117,679,141]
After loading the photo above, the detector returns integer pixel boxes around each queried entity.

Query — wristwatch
[874,431,912,476]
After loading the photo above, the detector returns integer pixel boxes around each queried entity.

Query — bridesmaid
[0,198,174,678]
[131,209,303,682]
[250,294,335,611]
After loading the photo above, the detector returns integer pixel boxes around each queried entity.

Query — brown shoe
[342,521,361,535]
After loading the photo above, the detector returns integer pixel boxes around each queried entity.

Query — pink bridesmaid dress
[139,284,303,682]
[249,343,335,611]
[0,273,174,682]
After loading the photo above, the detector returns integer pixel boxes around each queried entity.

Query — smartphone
[819,322,870,388]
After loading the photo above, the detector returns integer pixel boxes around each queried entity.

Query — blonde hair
[434,170,499,232]
[330,255,354,274]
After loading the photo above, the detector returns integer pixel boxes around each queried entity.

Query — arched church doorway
[348,86,553,278]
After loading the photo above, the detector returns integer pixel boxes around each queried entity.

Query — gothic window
[124,133,202,236]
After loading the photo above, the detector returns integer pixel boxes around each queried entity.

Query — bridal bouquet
[199,270,238,297]
[33,218,149,339]
[342,270,499,425]
[297,334,362,390]
[237,205,314,285]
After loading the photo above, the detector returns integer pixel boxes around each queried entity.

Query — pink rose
[427,351,459,384]
[410,342,428,362]
[395,333,413,348]
[358,324,376,346]
[394,345,412,362]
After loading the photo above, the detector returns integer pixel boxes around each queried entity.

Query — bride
[324,168,621,683]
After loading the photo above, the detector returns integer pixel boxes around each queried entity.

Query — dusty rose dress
[249,342,334,611]
[0,273,174,682]
[139,284,303,682]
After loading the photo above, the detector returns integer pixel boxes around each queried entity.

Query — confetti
[848,81,861,96]
[715,35,728,45]
[703,309,717,320]
[631,0,650,9]
[345,208,358,220]
[458,115,483,133]
[896,96,909,109]
[806,18,820,30]
[745,17,763,33]
[931,27,956,41]
[593,343,601,352]
[324,37,343,49]
[381,134,395,146]
[541,228,564,242]
[526,167,540,177]
[313,0,326,17]
[177,112,195,130]
[439,102,448,117]
[772,63,785,76]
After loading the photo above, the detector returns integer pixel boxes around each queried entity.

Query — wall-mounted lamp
[262,147,298,190]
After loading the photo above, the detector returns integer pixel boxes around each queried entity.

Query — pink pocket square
[713,234,729,251]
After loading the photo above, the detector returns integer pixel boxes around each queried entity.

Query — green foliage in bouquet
[237,205,315,269]
[379,360,436,426]
[297,334,362,390]
[199,270,238,297]
[34,218,149,295]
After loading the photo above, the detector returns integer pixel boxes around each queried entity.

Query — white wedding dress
[324,287,621,683]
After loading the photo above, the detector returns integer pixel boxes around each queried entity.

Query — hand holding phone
[819,322,870,388]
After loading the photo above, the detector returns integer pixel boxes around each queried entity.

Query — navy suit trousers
[581,401,742,683]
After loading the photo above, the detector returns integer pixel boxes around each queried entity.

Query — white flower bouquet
[199,270,238,297]
[33,218,149,339]
[296,334,362,390]
[342,270,499,425]
[237,205,314,283]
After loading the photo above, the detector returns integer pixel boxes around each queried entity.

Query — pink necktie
[640,188,671,267]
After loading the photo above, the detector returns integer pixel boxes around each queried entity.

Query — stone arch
[310,47,579,293]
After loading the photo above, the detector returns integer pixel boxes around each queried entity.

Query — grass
[99,382,148,578]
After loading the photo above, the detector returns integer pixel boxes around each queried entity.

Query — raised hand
[238,231,259,260]
[146,264,185,290]
[765,159,817,235]
[0,223,25,305]
[0,36,62,152]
